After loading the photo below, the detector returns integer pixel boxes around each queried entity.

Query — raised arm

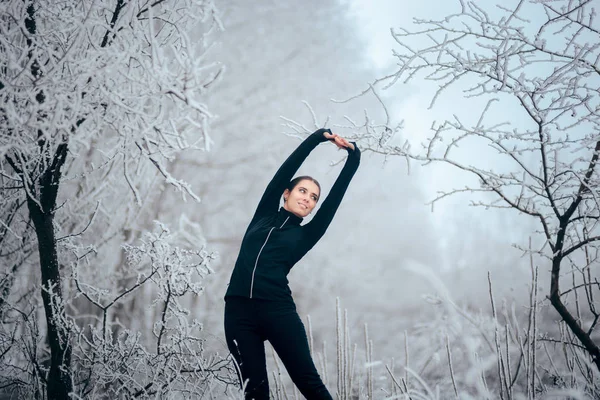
[250,129,331,223]
[302,143,360,248]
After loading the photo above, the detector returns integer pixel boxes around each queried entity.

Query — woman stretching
[224,128,360,399]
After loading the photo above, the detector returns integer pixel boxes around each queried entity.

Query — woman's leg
[224,298,269,400]
[261,302,333,400]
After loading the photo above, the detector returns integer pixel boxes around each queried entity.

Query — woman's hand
[335,136,355,151]
[323,131,355,151]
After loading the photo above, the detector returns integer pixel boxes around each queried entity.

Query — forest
[1,0,599,399]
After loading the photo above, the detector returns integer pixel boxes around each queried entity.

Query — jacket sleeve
[301,143,361,249]
[250,129,331,224]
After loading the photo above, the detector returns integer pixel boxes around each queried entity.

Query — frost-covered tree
[0,1,227,398]
[339,0,600,387]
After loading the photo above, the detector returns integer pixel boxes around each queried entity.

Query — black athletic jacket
[225,129,361,303]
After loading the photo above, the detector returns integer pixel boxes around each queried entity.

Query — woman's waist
[225,295,297,312]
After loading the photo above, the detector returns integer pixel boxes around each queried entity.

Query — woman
[224,128,360,400]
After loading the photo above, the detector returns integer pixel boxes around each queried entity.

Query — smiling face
[283,179,320,218]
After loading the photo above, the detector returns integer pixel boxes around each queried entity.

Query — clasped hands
[323,131,355,151]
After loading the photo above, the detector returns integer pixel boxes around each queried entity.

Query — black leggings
[224,297,332,400]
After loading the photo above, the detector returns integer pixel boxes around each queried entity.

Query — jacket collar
[278,207,303,226]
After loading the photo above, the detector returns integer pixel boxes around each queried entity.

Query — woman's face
[283,179,320,218]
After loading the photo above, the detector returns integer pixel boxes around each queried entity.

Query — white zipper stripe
[249,216,290,298]
[279,217,290,228]
[249,228,274,298]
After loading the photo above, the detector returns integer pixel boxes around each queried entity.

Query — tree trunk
[28,198,73,400]
[550,256,600,372]
[11,142,73,399]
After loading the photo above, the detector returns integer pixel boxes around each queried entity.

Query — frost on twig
[66,221,228,398]
[281,98,410,169]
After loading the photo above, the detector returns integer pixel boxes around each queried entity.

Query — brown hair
[286,176,321,201]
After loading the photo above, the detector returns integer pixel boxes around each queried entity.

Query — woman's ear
[283,188,290,202]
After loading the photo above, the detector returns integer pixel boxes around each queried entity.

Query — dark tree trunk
[550,255,600,372]
[22,143,72,400]
[28,200,73,399]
